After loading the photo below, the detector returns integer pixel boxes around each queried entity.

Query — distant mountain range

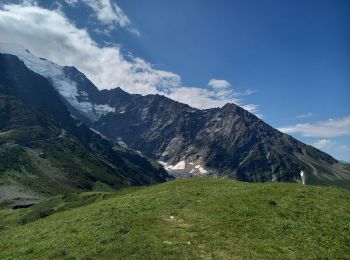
[0,43,349,205]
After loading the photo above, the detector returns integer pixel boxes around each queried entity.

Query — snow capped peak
[0,43,114,121]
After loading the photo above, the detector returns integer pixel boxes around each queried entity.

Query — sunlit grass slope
[0,178,349,259]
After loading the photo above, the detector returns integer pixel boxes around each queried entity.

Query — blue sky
[0,0,349,161]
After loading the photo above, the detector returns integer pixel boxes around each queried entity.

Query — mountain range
[0,43,349,208]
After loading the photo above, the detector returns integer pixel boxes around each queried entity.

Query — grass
[0,178,349,259]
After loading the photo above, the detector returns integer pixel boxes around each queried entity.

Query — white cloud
[208,79,256,98]
[278,116,350,137]
[165,86,244,110]
[296,112,312,118]
[241,104,262,118]
[0,4,175,92]
[309,139,350,161]
[80,0,139,35]
[0,3,258,113]
[312,139,333,149]
[64,0,78,5]
[208,79,230,89]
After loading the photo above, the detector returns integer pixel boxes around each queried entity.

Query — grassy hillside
[0,178,349,259]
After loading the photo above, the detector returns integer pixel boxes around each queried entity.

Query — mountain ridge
[60,60,350,186]
[1,45,349,188]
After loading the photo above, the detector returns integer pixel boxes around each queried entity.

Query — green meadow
[1,178,349,259]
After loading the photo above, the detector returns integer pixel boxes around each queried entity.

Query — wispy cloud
[165,81,258,111]
[208,79,231,89]
[0,3,258,113]
[242,104,261,118]
[164,87,235,109]
[238,89,256,97]
[278,116,350,137]
[309,139,350,161]
[312,139,333,149]
[296,112,312,118]
[66,0,139,35]
[64,0,78,5]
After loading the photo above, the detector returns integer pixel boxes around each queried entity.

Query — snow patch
[94,104,115,118]
[157,159,210,178]
[158,161,167,166]
[79,90,88,97]
[161,151,169,157]
[58,129,66,138]
[168,160,186,170]
[300,170,305,185]
[117,137,128,148]
[198,166,208,174]
[194,164,208,174]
